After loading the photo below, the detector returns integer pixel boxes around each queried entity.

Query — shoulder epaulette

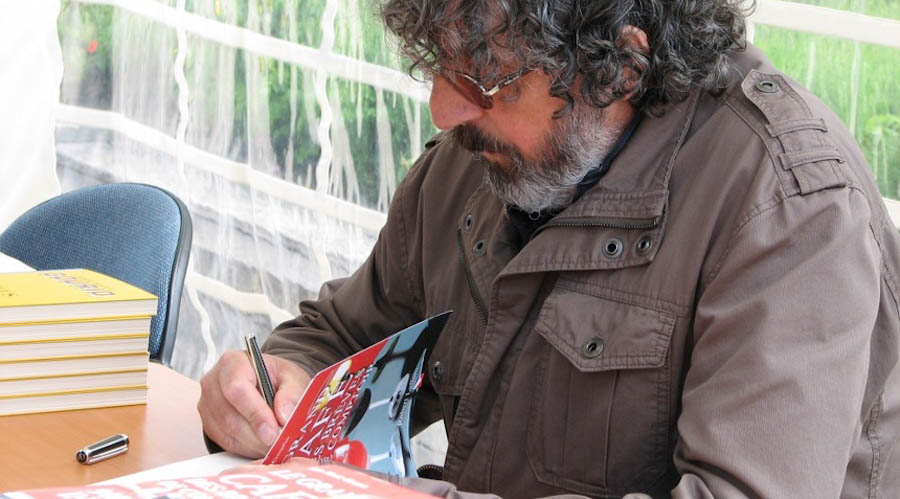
[741,70,846,195]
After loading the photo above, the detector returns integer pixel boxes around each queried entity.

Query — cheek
[501,118,555,159]
[498,99,563,158]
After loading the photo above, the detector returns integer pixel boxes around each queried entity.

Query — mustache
[450,125,514,155]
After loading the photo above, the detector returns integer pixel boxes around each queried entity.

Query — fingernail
[258,424,277,445]
[280,400,297,422]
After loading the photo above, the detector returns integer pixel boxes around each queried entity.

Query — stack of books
[0,269,157,416]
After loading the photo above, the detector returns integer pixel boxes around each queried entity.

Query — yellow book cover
[0,269,157,325]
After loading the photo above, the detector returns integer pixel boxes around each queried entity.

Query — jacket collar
[498,88,702,275]
[557,88,701,221]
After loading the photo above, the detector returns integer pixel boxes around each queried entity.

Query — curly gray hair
[381,0,752,116]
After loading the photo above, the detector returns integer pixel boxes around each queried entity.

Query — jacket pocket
[526,282,676,496]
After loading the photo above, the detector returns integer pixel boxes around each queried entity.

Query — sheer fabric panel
[56,0,433,380]
[0,2,62,230]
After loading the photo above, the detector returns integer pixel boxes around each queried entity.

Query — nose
[429,75,485,130]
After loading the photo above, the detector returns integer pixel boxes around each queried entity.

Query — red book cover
[2,464,437,498]
[264,312,451,478]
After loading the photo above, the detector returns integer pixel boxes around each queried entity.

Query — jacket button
[636,235,653,254]
[582,337,604,358]
[464,214,474,230]
[431,361,444,382]
[602,238,623,258]
[473,240,486,255]
[756,80,779,93]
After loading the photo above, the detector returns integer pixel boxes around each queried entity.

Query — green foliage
[232,50,250,162]
[58,2,114,109]
[59,2,895,204]
[187,0,323,45]
[755,25,900,198]
[266,62,320,185]
[328,78,429,208]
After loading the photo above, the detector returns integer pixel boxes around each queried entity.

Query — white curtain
[53,1,448,464]
[54,0,434,382]
[0,2,62,230]
[49,0,900,381]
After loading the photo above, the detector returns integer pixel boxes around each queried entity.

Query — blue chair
[0,183,192,366]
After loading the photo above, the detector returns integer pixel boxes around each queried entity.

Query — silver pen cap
[76,433,129,465]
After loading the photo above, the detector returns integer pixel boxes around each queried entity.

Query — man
[198,0,900,497]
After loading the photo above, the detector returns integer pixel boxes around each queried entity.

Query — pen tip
[76,451,87,463]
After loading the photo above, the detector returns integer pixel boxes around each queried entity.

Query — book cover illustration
[2,464,437,498]
[264,311,451,478]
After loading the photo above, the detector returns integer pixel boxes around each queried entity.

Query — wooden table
[0,362,210,490]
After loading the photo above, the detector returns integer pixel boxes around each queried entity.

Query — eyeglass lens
[444,73,494,109]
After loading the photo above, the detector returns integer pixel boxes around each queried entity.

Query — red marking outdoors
[87,39,98,54]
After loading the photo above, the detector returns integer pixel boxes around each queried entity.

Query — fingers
[222,353,281,445]
[198,350,314,457]
[198,350,277,457]
[266,354,312,425]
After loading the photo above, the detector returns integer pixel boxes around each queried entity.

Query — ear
[616,26,650,100]
[618,25,650,53]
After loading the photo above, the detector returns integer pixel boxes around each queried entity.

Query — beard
[450,106,623,213]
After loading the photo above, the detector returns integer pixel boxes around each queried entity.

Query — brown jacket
[264,45,900,498]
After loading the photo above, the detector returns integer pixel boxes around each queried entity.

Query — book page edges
[0,398,148,416]
[0,384,148,400]
[0,315,153,327]
[0,333,150,346]
[0,367,148,382]
[0,351,149,364]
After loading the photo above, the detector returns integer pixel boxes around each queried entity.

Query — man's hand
[198,350,311,458]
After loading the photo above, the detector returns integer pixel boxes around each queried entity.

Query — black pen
[244,333,275,409]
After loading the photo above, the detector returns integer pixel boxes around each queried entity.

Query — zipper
[530,216,661,242]
[456,228,489,325]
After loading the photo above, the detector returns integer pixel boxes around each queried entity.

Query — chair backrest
[0,183,192,365]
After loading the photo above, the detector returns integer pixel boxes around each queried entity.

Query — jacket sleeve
[670,185,881,497]
[261,158,429,379]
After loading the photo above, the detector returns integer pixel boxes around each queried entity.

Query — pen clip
[245,333,276,409]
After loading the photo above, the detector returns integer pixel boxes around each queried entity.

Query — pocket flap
[533,285,676,372]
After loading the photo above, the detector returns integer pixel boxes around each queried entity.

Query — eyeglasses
[440,67,531,109]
